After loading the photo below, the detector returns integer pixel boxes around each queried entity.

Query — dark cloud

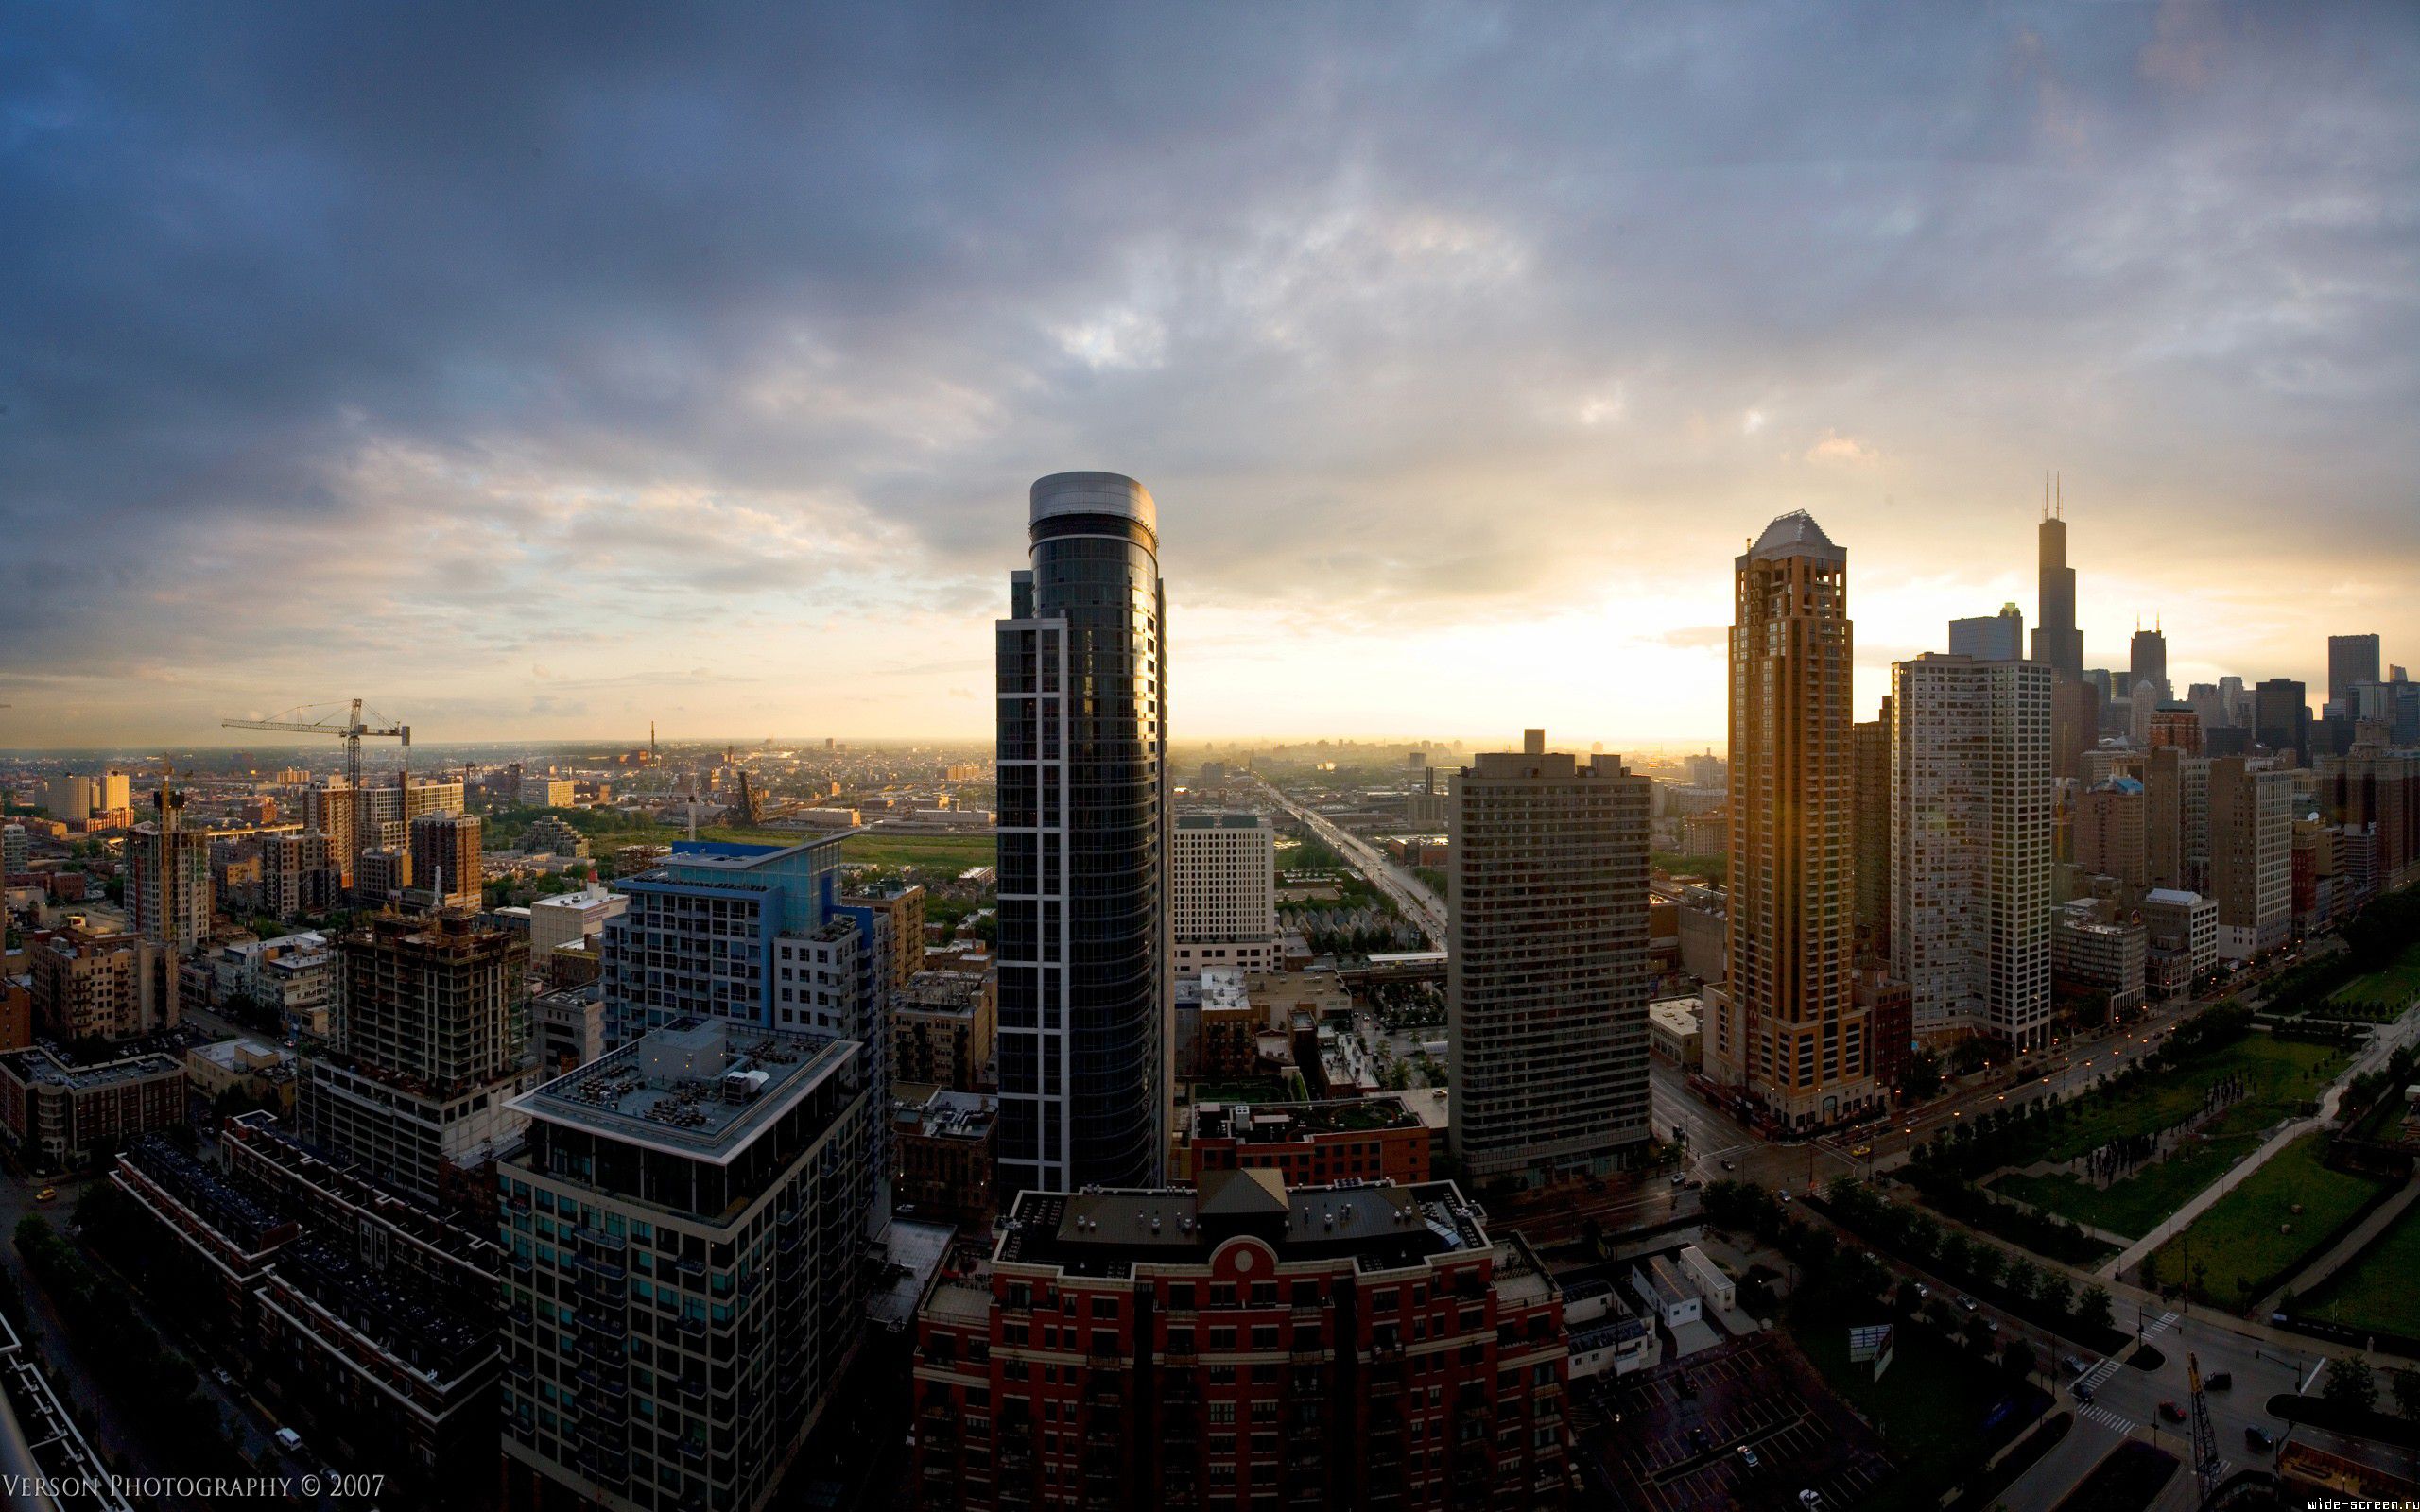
[1,1,2414,741]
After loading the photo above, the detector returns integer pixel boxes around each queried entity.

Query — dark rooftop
[996,1176,1490,1280]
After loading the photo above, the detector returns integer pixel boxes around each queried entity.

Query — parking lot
[1576,1332,1894,1512]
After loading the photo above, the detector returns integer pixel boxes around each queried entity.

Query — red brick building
[912,1170,1570,1510]
[1171,1095,1434,1188]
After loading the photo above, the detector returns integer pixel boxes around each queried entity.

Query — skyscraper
[2210,757,2293,959]
[1851,699,1893,964]
[2031,497,2082,681]
[1706,511,1877,1130]
[1446,730,1651,1181]
[1170,813,1278,976]
[1948,603,2025,662]
[2130,622,2170,704]
[1889,656,2053,1050]
[2330,633,2382,711]
[407,811,482,909]
[995,472,1169,1195]
[2255,678,2310,765]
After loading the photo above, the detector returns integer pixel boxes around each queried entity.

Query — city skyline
[5,5,2417,747]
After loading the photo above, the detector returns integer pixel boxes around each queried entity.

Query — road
[1255,778,1446,946]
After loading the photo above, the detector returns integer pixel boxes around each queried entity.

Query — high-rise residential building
[2032,501,2083,681]
[262,830,337,920]
[2146,705,2203,755]
[911,1172,1570,1512]
[499,1021,873,1512]
[892,966,997,1092]
[2145,747,2213,893]
[994,471,1169,1196]
[2320,744,2420,895]
[301,776,467,886]
[1706,512,1877,1130]
[1888,656,2053,1050]
[2129,623,2170,705]
[353,845,412,907]
[1171,813,1278,976]
[29,926,179,1042]
[2075,776,2149,892]
[129,779,212,950]
[407,812,482,908]
[1446,730,1651,1181]
[2210,757,2293,960]
[44,773,92,824]
[1851,700,1893,964]
[840,879,926,992]
[1948,603,2025,662]
[1,823,27,878]
[299,910,531,1203]
[2254,679,2310,765]
[2330,633,2382,711]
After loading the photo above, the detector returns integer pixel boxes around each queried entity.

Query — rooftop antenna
[2055,472,2063,519]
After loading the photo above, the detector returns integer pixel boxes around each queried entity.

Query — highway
[1255,777,1447,946]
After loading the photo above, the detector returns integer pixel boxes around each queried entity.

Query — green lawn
[1994,1098,2313,1239]
[2032,1036,2342,1164]
[838,833,995,872]
[1790,1313,2023,1512]
[2144,1132,2392,1308]
[2301,1198,2420,1339]
[2326,942,2420,1015]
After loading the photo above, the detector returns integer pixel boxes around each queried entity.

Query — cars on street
[2158,1401,2187,1423]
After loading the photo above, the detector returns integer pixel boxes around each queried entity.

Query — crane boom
[220,698,410,800]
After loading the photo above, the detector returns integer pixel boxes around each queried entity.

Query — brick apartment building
[911,1170,1570,1510]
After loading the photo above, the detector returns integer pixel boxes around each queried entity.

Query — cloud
[0,2,2414,745]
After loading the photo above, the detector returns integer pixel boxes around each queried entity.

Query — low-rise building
[2054,906,2148,1016]
[0,1046,185,1170]
[2142,888,2219,1000]
[1647,997,1702,1068]
[186,1038,298,1119]
[530,982,606,1075]
[894,1084,995,1226]
[892,966,995,1092]
[29,926,178,1043]
[1630,1254,1701,1330]
[1170,1093,1434,1187]
[911,1171,1570,1511]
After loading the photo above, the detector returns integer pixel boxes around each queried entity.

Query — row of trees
[2314,1355,2420,1420]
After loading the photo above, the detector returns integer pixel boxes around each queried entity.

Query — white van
[274,1428,304,1454]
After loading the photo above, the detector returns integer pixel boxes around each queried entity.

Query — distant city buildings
[994,471,1170,1195]
[1947,602,2024,661]
[2330,632,2381,711]
[1707,511,1877,1129]
[1448,730,1650,1181]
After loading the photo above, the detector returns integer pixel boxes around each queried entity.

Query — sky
[3,2,2416,753]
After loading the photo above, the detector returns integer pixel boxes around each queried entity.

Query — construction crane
[2187,1351,2221,1507]
[219,698,410,796]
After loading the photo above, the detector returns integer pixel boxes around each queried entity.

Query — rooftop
[1176,813,1271,831]
[1,1046,184,1091]
[1746,508,1844,563]
[514,1018,856,1162]
[995,1173,1490,1280]
[1186,1095,1423,1143]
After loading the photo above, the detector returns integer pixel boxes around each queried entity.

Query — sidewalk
[2254,1174,2420,1318]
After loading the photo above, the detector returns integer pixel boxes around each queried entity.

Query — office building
[499,1021,873,1512]
[517,775,576,808]
[1851,701,1892,964]
[43,774,92,824]
[2129,623,2170,705]
[528,884,627,960]
[1172,814,1279,976]
[1447,730,1651,1181]
[1948,603,2025,662]
[2320,744,2420,895]
[2210,758,2293,960]
[2075,776,2149,892]
[29,927,178,1042]
[129,780,213,950]
[1888,656,2054,1050]
[2,823,26,878]
[2145,747,2212,893]
[893,1087,997,1226]
[2053,908,2147,1016]
[1706,512,1877,1129]
[994,472,1170,1195]
[299,909,532,1204]
[2330,633,2382,711]
[408,812,483,909]
[2255,679,2310,765]
[2143,889,2220,999]
[911,1172,1569,1511]
[354,845,412,907]
[2032,501,2083,680]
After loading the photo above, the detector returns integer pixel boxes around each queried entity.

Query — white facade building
[1171,813,1277,975]
[1889,654,2054,1050]
[527,884,628,959]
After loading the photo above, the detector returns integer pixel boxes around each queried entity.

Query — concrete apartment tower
[1707,512,1878,1130]
[130,776,213,950]
[1445,729,1651,1182]
[994,472,1169,1195]
[1890,655,2054,1051]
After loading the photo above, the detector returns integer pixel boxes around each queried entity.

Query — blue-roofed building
[598,835,897,1230]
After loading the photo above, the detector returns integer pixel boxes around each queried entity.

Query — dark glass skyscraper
[2031,500,2082,681]
[994,472,1169,1195]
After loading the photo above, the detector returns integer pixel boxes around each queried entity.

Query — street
[1255,777,1446,946]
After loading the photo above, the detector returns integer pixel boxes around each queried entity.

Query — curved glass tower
[995,472,1169,1194]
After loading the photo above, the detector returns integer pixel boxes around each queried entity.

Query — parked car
[1850,1144,1872,1158]
[2062,1355,2087,1376]
[2204,1371,2232,1390]
[1915,1284,1930,1300]
[274,1428,304,1454]
[33,1188,55,1204]
[1981,1318,2000,1334]
[1720,1159,1736,1171]
[1799,1493,1825,1511]
[1737,1445,1762,1470]
[1775,1190,1792,1205]
[2158,1401,2187,1423]
[2245,1426,2275,1452]
[1956,1295,1979,1312]
[1670,1172,1688,1188]
[2075,1383,2096,1405]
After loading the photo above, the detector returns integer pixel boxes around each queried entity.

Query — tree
[2040,1278,2075,1323]
[2004,1259,2043,1305]
[2392,1366,2420,1422]
[1902,1049,1943,1101]
[1966,1243,2004,1291]
[2075,1285,2114,1332]
[2001,1340,2037,1381]
[2323,1357,2378,1415]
